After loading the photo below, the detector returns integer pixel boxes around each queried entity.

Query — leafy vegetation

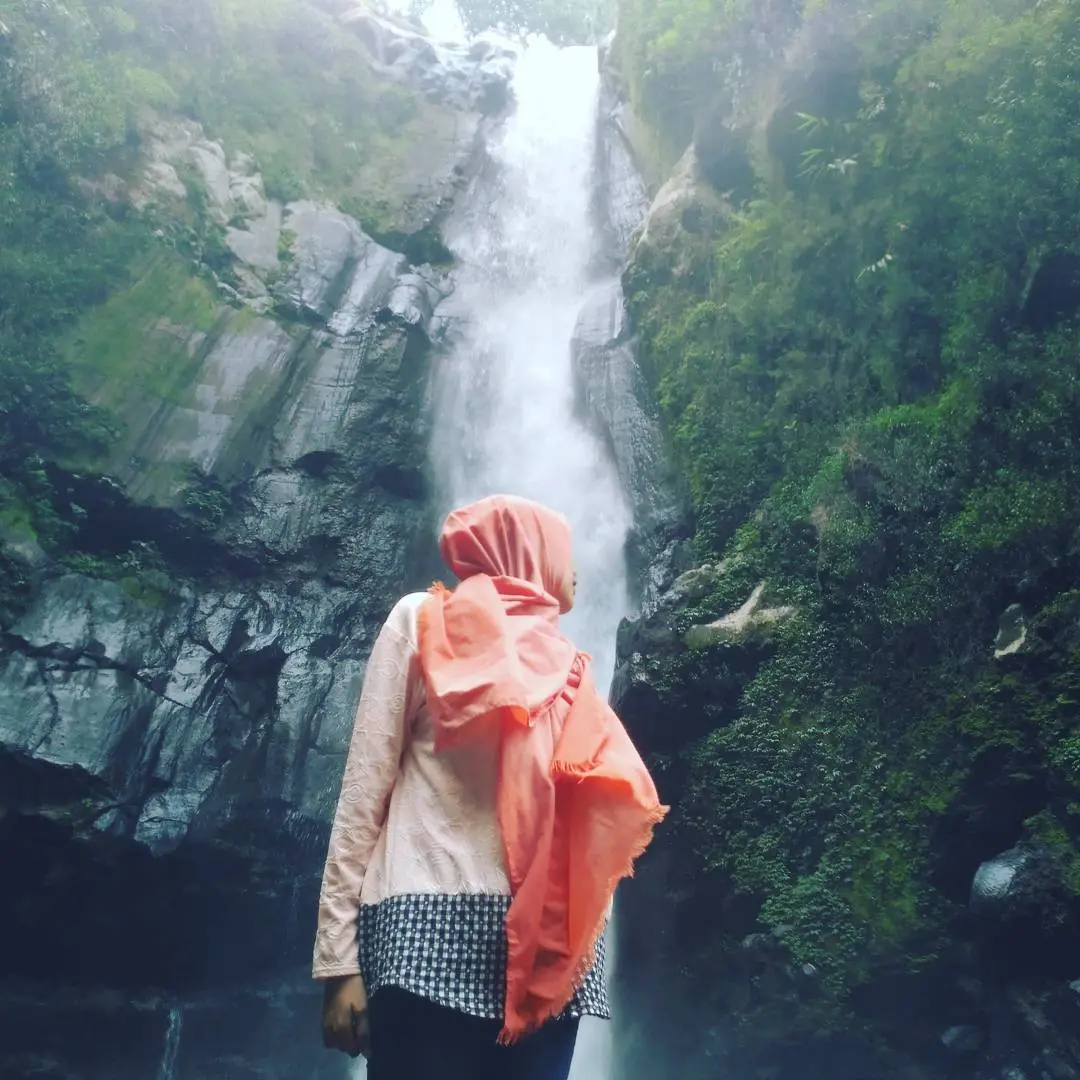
[618,0,1080,1028]
[181,468,232,528]
[0,0,448,616]
[0,3,155,582]
[4,0,453,206]
[459,0,614,41]
[612,0,800,167]
[64,255,220,417]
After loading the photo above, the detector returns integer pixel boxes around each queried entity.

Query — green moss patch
[617,0,1080,1028]
[64,254,223,442]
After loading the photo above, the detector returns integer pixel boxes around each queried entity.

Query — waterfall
[428,37,631,1080]
[156,1005,183,1080]
[429,38,632,689]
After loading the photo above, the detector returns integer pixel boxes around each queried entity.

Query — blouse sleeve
[312,601,419,979]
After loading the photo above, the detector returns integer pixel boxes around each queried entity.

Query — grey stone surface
[339,7,514,115]
[571,278,683,593]
[0,203,438,1006]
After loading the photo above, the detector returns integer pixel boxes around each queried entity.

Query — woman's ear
[558,569,576,614]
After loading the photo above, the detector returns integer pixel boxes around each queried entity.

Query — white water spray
[429,38,629,1080]
[416,0,468,41]
[156,1005,183,1080]
[431,39,632,686]
[345,15,631,1077]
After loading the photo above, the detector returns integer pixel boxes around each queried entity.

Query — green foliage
[181,468,231,529]
[4,0,447,203]
[1026,809,1080,897]
[0,486,35,626]
[62,541,175,605]
[277,228,298,266]
[944,472,1069,551]
[65,255,220,416]
[0,4,156,533]
[620,0,1080,1025]
[612,0,794,164]
[0,548,31,627]
[416,0,614,43]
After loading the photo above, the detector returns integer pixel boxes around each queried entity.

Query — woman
[313,494,666,1079]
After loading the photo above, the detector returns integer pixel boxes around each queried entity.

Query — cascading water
[429,39,632,690]
[156,1006,183,1080]
[428,37,632,1080]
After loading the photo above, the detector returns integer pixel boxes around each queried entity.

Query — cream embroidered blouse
[312,593,611,1020]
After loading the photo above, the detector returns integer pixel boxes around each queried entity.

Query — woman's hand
[321,974,371,1058]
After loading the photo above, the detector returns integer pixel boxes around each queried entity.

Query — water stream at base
[156,1006,183,1080]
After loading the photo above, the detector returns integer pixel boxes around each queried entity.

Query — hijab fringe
[495,800,668,1046]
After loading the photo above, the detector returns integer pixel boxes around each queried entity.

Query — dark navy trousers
[367,988,580,1080]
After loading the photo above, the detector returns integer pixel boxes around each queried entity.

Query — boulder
[970,843,1080,977]
[633,145,728,266]
[133,116,273,228]
[994,604,1029,658]
[941,1025,984,1054]
[611,564,790,757]
[684,583,796,649]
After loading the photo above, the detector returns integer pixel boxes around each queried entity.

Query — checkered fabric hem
[358,892,611,1021]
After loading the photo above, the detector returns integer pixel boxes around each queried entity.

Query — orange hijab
[417,494,668,1043]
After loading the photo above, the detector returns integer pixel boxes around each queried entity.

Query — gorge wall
[604,2,1080,1079]
[0,3,509,1076]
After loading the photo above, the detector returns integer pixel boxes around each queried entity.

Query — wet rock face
[0,198,443,1006]
[105,206,446,513]
[591,42,650,274]
[570,281,686,607]
[340,7,515,116]
[610,563,789,757]
[572,57,688,611]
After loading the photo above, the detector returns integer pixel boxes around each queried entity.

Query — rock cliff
[605,1,1080,1078]
[0,4,510,1077]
